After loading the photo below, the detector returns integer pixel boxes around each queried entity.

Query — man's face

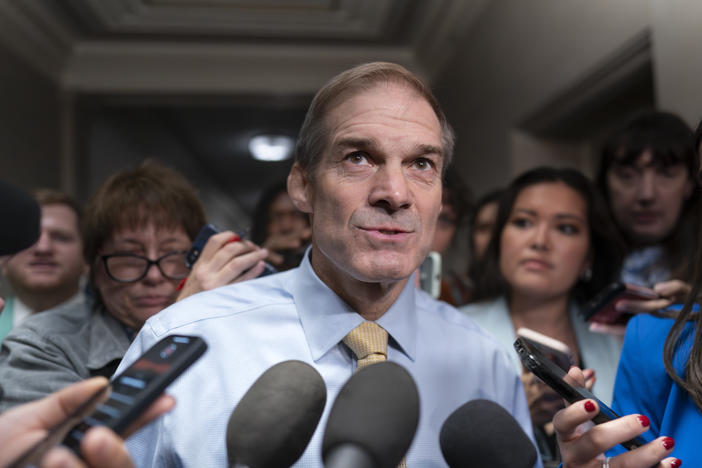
[607,151,693,245]
[93,223,191,330]
[2,203,85,296]
[290,82,444,288]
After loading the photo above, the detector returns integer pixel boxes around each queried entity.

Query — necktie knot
[343,321,388,369]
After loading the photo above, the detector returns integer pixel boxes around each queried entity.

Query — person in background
[0,180,169,468]
[554,117,702,468]
[250,180,311,271]
[0,161,268,411]
[461,167,624,466]
[432,169,472,305]
[464,188,502,303]
[1,190,86,342]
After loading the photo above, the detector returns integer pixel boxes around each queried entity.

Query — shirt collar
[290,249,418,362]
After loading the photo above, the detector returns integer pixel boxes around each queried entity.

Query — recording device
[63,335,207,453]
[581,282,659,325]
[9,335,207,468]
[514,337,646,450]
[185,223,277,275]
[439,399,537,468]
[322,361,419,468]
[225,360,327,468]
[419,251,442,298]
[516,327,573,372]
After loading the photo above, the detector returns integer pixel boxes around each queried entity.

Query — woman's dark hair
[466,188,503,282]
[663,117,702,410]
[597,111,700,282]
[250,181,289,245]
[471,166,625,305]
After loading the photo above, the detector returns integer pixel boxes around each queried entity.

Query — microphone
[322,361,419,468]
[0,180,40,255]
[225,360,327,468]
[439,399,537,468]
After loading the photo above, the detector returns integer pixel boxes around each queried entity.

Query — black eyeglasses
[100,251,189,283]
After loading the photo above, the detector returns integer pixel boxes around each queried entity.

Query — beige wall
[650,0,702,126]
[435,0,651,195]
[0,43,60,191]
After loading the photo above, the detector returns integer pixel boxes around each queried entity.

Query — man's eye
[413,158,434,171]
[346,152,369,164]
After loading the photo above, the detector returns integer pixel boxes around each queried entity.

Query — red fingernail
[226,234,241,244]
[670,459,682,468]
[177,277,188,291]
[638,415,650,427]
[662,437,675,450]
[584,400,596,412]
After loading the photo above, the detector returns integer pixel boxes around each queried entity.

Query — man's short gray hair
[294,62,455,176]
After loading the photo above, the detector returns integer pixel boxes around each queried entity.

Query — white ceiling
[0,0,489,94]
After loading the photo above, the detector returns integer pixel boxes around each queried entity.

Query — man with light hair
[1,189,86,341]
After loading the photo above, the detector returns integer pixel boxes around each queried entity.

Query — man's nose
[368,164,411,212]
[33,230,52,253]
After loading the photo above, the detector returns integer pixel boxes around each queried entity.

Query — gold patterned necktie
[342,322,407,467]
[343,321,388,370]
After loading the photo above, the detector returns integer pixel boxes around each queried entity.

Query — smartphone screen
[514,337,645,450]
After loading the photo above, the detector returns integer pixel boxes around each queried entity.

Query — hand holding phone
[514,337,645,450]
[8,335,205,467]
[582,282,659,325]
[179,224,275,301]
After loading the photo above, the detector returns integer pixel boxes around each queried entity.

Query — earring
[581,267,592,282]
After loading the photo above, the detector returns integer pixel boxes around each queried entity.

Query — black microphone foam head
[226,360,327,468]
[322,361,420,468]
[439,399,537,468]
[0,181,40,255]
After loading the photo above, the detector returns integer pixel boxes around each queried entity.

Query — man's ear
[287,163,313,214]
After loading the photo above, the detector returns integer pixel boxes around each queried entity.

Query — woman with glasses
[0,161,268,411]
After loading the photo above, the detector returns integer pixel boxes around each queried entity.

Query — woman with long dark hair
[461,166,625,465]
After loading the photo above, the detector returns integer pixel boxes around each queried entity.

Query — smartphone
[515,327,573,372]
[419,251,442,298]
[9,334,207,467]
[185,223,277,276]
[185,223,219,268]
[582,282,659,325]
[514,337,645,450]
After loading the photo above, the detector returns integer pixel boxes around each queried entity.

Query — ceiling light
[248,134,295,161]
